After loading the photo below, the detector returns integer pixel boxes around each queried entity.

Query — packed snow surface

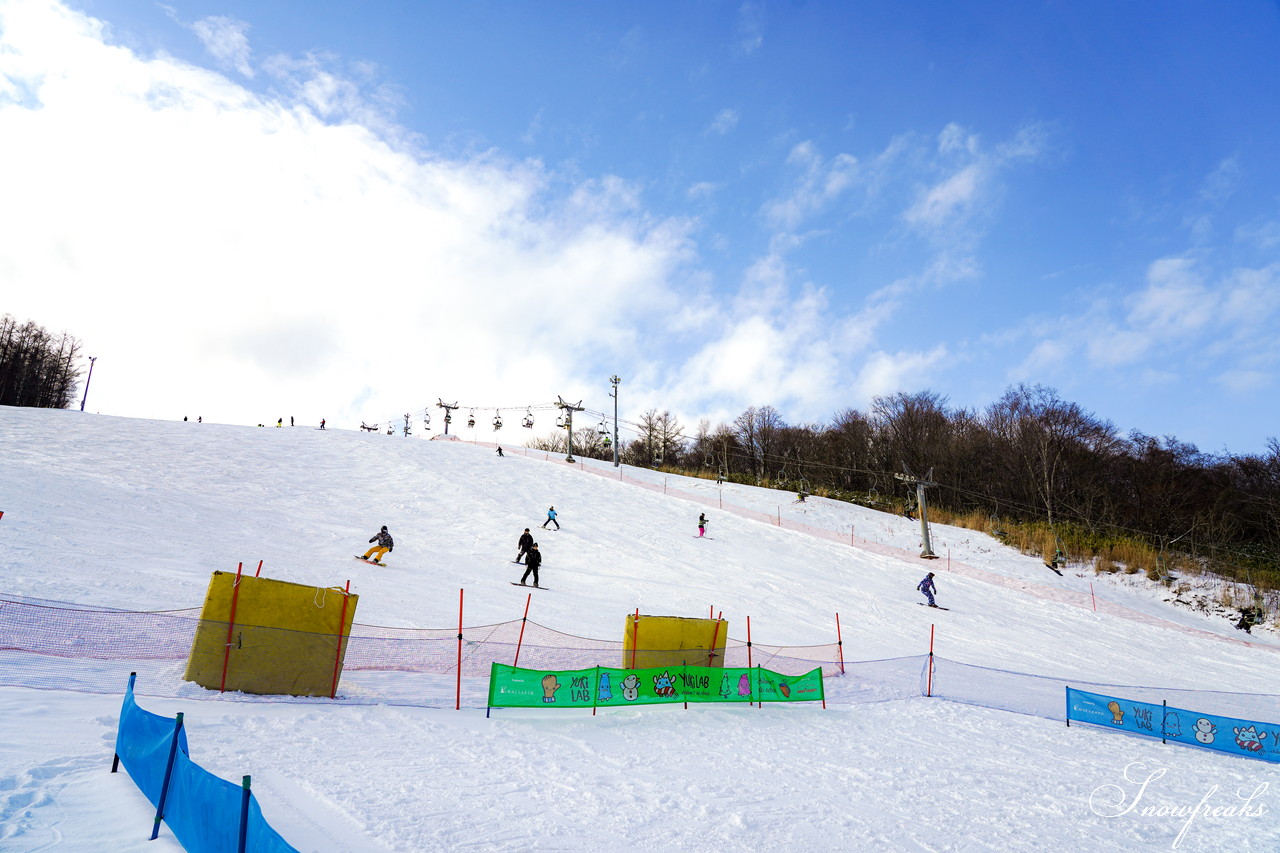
[1,407,1277,851]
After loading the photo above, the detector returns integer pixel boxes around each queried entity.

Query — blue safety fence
[1066,687,1280,764]
[113,673,298,852]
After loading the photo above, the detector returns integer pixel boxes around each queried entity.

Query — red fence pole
[513,593,532,666]
[219,562,244,693]
[329,580,351,699]
[926,624,935,698]
[707,618,722,667]
[1090,582,1097,612]
[455,588,464,710]
[254,560,263,578]
[835,613,845,676]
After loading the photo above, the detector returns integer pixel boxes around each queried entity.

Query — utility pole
[556,396,584,463]
[403,413,412,437]
[80,356,97,411]
[894,463,939,559]
[609,375,621,467]
[437,399,458,435]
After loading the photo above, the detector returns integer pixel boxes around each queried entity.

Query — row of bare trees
[0,315,85,410]
[593,386,1278,571]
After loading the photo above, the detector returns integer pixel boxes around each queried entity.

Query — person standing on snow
[519,543,543,587]
[541,506,559,530]
[320,418,326,430]
[515,528,534,563]
[697,513,708,537]
[917,572,938,607]
[361,526,394,564]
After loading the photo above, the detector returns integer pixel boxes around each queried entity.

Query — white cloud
[708,107,739,136]
[0,0,690,429]
[190,15,254,78]
[903,163,983,228]
[853,346,950,400]
[761,141,860,230]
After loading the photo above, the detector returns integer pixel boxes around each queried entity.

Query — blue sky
[2,0,1278,453]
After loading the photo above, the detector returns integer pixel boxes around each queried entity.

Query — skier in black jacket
[515,528,534,563]
[519,544,543,587]
[361,526,394,564]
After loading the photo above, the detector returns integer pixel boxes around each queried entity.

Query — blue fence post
[1065,686,1070,727]
[239,775,251,853]
[149,711,184,841]
[111,671,137,774]
[1162,699,1167,744]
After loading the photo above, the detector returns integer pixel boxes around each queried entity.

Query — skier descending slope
[917,572,938,607]
[518,543,543,588]
[359,526,394,565]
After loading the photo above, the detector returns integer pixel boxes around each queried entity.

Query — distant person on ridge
[277,418,283,428]
[360,526,394,564]
[698,513,707,537]
[917,572,938,608]
[515,528,533,563]
[542,506,559,530]
[496,446,504,457]
[519,543,543,587]
[320,418,326,430]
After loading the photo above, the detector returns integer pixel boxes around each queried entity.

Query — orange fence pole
[835,613,845,676]
[513,593,532,667]
[218,562,243,693]
[329,580,350,699]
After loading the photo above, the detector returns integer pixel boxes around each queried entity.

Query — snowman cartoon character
[620,674,641,702]
[1193,718,1217,744]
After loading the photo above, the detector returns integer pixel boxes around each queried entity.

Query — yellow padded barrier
[622,614,728,670]
[183,571,358,697]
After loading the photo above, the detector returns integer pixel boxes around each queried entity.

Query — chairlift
[467,408,476,429]
[423,413,432,430]
[602,436,612,448]
[597,419,609,437]
[493,411,503,431]
[522,411,534,429]
[556,413,565,429]
[443,413,452,425]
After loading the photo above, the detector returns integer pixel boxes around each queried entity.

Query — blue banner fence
[113,673,298,852]
[1066,687,1280,763]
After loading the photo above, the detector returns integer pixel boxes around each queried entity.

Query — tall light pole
[609,375,621,467]
[79,356,97,411]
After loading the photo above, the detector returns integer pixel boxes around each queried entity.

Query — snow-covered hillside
[1,406,1277,851]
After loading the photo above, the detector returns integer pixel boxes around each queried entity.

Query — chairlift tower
[556,396,585,463]
[437,399,459,435]
[403,413,412,437]
[609,375,621,467]
[894,463,939,559]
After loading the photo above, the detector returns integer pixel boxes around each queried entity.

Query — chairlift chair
[522,411,534,429]
[423,413,432,430]
[493,411,503,431]
[467,408,476,429]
